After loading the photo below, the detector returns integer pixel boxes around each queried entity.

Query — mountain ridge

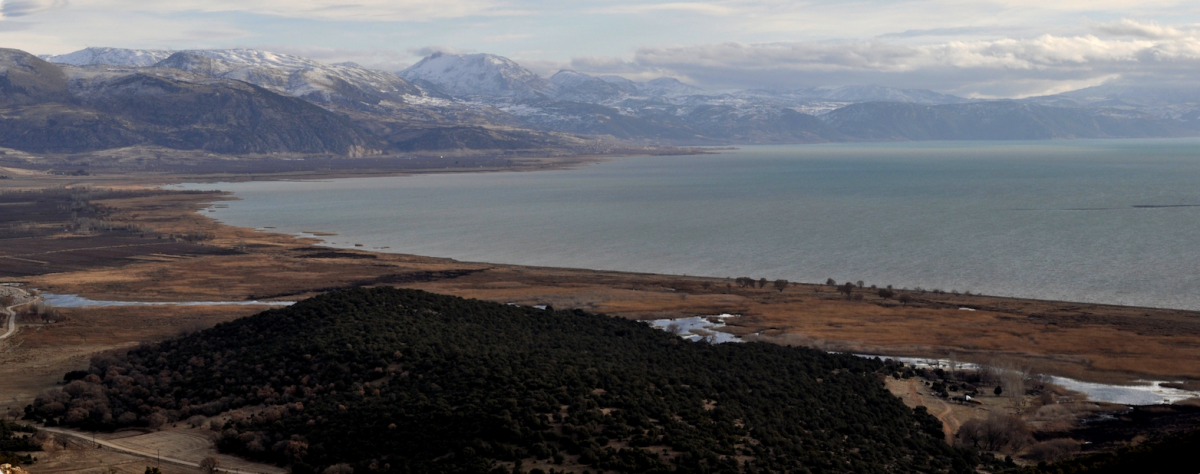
[14,45,1200,154]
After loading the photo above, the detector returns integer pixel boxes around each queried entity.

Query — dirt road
[1,300,33,341]
[40,426,285,474]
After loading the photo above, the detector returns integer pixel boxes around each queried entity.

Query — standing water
[174,139,1200,310]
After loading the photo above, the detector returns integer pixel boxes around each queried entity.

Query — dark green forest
[34,288,992,473]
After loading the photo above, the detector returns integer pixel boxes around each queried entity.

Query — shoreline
[2,161,1200,390]
[177,159,1199,314]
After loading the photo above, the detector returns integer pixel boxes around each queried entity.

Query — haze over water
[179,139,1200,310]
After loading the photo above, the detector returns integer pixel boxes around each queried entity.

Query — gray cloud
[407,45,475,58]
[1,0,67,17]
[1091,19,1191,39]
[876,26,1019,39]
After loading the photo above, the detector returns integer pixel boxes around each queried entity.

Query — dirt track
[40,426,285,474]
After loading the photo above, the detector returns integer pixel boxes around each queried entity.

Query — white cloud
[546,28,1200,97]
[80,0,514,22]
[483,33,533,42]
[407,45,475,57]
[588,2,737,16]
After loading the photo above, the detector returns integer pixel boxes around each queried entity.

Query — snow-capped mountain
[41,47,173,67]
[1021,84,1200,119]
[152,49,428,105]
[637,77,706,97]
[595,75,705,98]
[550,70,703,103]
[549,70,637,103]
[795,85,968,105]
[400,52,557,99]
[44,47,442,112]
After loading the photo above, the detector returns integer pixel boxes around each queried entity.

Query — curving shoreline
[3,157,1200,389]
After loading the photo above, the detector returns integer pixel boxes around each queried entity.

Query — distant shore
[1,164,1196,391]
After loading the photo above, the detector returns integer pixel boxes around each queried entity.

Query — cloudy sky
[4,0,1200,97]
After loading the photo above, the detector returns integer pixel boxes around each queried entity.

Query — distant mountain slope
[45,47,447,115]
[0,50,380,154]
[41,47,172,67]
[550,70,637,103]
[801,85,969,105]
[37,287,986,473]
[152,49,430,107]
[638,77,706,97]
[0,48,72,106]
[400,52,557,99]
[822,101,1197,140]
[24,47,1200,151]
[549,70,704,103]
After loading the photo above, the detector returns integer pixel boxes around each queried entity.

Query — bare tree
[956,414,1032,453]
[999,363,1026,398]
[773,279,789,292]
[199,456,221,474]
[838,282,855,298]
[856,280,864,288]
[758,278,767,288]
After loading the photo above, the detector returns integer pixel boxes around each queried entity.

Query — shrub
[1023,438,1081,463]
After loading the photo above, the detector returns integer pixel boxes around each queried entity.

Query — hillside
[821,101,1197,140]
[1,49,381,154]
[33,288,988,473]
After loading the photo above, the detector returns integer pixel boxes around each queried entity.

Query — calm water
[176,139,1200,310]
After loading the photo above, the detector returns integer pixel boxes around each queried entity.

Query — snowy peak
[41,47,173,67]
[40,47,429,110]
[400,52,556,99]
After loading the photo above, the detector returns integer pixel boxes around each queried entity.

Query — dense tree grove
[35,288,988,473]
[0,420,38,464]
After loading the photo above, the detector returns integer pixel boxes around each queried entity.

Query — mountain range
[3,46,1198,156]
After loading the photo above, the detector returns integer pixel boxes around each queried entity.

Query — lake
[175,139,1200,310]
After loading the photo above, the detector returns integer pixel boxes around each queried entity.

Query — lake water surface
[175,139,1200,310]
